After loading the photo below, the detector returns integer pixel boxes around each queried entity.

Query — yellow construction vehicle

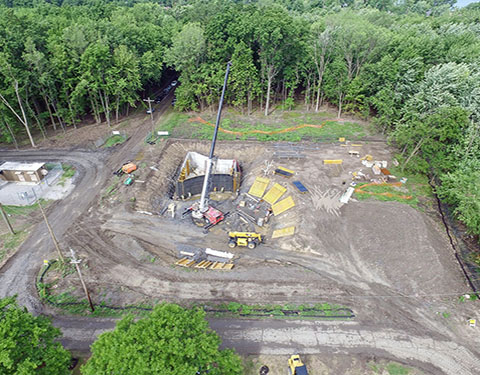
[228,232,262,249]
[288,355,308,375]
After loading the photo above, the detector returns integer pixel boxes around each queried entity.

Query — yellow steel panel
[272,196,295,216]
[338,137,345,142]
[223,263,235,270]
[323,159,343,165]
[263,183,287,205]
[248,177,270,198]
[272,226,295,239]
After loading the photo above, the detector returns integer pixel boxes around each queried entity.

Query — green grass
[2,202,41,216]
[354,165,433,209]
[0,230,28,262]
[101,177,120,200]
[201,301,353,320]
[156,110,366,142]
[61,163,75,178]
[57,164,76,186]
[71,356,88,375]
[103,134,127,148]
[386,362,410,375]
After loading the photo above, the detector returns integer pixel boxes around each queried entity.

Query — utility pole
[38,200,65,263]
[143,97,155,135]
[0,203,14,235]
[70,248,95,312]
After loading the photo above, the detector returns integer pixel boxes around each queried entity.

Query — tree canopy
[0,296,71,375]
[81,303,242,375]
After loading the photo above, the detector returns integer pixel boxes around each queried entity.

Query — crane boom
[198,61,232,213]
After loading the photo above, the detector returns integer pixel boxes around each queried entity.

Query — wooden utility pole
[38,200,65,262]
[0,203,15,235]
[143,97,155,135]
[70,248,95,312]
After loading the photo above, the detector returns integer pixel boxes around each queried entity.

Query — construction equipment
[288,355,308,375]
[182,61,232,232]
[114,162,137,176]
[228,232,262,249]
[124,174,135,185]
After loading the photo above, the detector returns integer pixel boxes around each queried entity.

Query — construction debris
[205,248,234,259]
[361,154,373,161]
[339,187,355,204]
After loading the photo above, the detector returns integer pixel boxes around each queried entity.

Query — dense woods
[0,0,479,237]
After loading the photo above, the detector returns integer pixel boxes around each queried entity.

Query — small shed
[0,162,47,183]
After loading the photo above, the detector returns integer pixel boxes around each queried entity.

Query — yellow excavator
[288,355,308,375]
[228,232,262,249]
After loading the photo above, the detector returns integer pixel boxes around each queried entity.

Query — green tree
[230,41,260,114]
[81,303,243,375]
[0,296,71,375]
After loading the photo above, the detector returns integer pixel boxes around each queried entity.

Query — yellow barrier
[323,159,343,165]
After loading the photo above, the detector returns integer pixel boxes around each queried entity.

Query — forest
[0,0,479,238]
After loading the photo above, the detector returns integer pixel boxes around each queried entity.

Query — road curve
[0,149,108,313]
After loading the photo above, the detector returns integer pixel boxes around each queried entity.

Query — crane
[183,61,232,232]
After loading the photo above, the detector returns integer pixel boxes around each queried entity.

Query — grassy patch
[101,177,120,200]
[103,134,127,148]
[2,202,40,216]
[201,301,354,320]
[354,166,433,209]
[386,362,410,375]
[0,230,28,262]
[57,164,76,186]
[156,110,368,142]
[61,163,76,178]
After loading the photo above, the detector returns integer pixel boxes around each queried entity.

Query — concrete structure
[0,162,48,184]
[175,152,241,199]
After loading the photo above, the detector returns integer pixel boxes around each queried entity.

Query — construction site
[44,134,468,319]
[38,65,471,341]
